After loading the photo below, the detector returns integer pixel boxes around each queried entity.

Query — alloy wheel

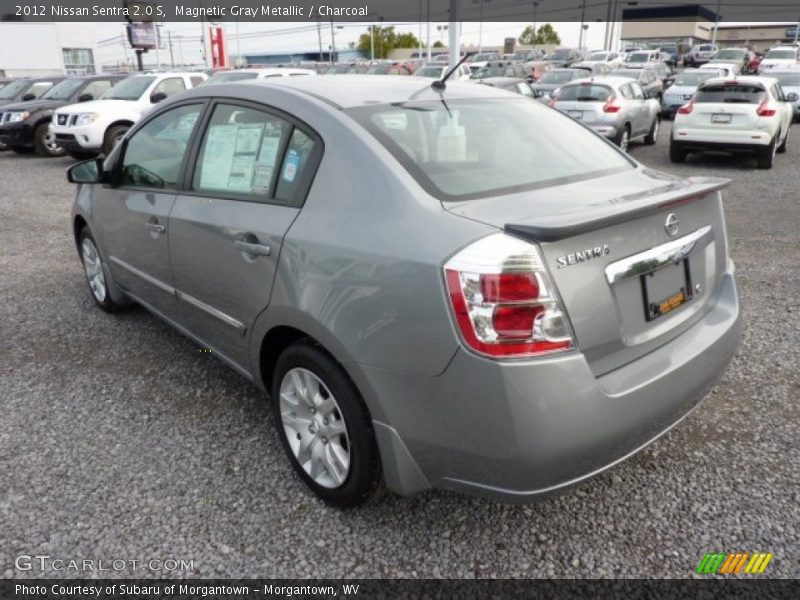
[43,131,63,155]
[620,129,630,152]
[279,367,351,489]
[81,238,107,303]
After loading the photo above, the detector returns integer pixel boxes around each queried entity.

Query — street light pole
[370,24,374,60]
[711,0,722,46]
[330,18,336,62]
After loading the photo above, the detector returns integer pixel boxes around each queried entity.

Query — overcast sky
[93,20,620,67]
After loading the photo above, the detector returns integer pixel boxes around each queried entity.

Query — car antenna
[431,52,476,91]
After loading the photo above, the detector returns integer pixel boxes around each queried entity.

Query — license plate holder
[568,110,582,119]
[712,113,732,124]
[641,260,693,321]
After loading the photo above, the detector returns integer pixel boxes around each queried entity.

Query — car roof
[191,75,518,109]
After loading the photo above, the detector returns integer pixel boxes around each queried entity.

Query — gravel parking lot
[1,122,798,580]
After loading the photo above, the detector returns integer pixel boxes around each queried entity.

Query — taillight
[756,98,776,117]
[444,233,575,359]
[603,95,622,113]
[677,99,695,114]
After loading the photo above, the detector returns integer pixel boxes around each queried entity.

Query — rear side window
[349,98,632,201]
[555,84,612,102]
[695,84,766,104]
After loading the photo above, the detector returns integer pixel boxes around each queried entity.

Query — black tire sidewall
[103,125,128,156]
[271,342,381,508]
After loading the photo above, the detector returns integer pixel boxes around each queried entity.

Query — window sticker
[282,149,300,183]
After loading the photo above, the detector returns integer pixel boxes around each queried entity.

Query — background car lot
[1,124,798,578]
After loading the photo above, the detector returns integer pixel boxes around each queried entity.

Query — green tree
[518,23,561,46]
[433,40,445,48]
[356,26,420,59]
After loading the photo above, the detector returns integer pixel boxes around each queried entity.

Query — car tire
[669,140,687,163]
[102,125,129,156]
[271,341,382,509]
[757,135,777,169]
[69,150,99,161]
[33,122,66,157]
[78,228,128,313]
[614,124,631,152]
[644,117,660,145]
[9,145,33,154]
[777,128,789,154]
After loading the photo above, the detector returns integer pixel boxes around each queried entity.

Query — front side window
[349,98,632,201]
[80,79,114,100]
[120,104,202,189]
[152,77,186,99]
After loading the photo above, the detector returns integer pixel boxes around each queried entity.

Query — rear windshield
[674,70,722,86]
[765,49,797,59]
[554,84,612,102]
[589,52,609,61]
[715,49,747,60]
[625,53,650,63]
[774,73,800,86]
[538,70,577,84]
[695,84,766,104]
[611,70,639,80]
[347,99,632,201]
[548,50,572,60]
[699,45,715,52]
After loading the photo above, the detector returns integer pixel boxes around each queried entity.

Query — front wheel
[102,125,129,155]
[272,342,382,508]
[78,228,128,313]
[34,123,66,157]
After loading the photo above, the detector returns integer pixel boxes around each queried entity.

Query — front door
[94,102,204,319]
[168,101,322,370]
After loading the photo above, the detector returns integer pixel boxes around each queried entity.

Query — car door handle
[234,240,271,257]
[146,219,166,234]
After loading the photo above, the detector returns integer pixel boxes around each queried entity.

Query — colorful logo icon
[697,552,773,575]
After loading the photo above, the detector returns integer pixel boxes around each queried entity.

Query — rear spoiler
[505,176,730,243]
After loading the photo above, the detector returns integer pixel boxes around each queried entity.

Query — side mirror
[78,93,94,102]
[22,93,36,101]
[787,93,799,102]
[67,158,105,184]
[150,91,167,104]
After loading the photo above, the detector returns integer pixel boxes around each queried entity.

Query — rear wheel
[615,125,631,152]
[777,127,789,154]
[102,125,129,155]
[644,117,660,145]
[272,341,381,508]
[669,139,687,163]
[757,135,777,169]
[34,123,66,157]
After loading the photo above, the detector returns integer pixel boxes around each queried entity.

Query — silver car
[67,76,741,507]
[661,68,726,118]
[551,77,662,151]
[769,69,800,121]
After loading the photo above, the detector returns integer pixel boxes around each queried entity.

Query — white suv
[50,72,206,159]
[758,46,800,74]
[670,76,793,169]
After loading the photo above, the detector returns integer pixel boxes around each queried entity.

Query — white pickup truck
[50,71,206,159]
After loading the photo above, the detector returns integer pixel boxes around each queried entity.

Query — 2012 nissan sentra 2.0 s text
[67,75,741,508]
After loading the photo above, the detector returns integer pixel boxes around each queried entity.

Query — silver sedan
[550,76,662,151]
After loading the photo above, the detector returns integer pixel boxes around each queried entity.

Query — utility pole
[317,21,323,61]
[579,0,587,50]
[448,0,459,70]
[370,24,374,61]
[154,24,161,70]
[533,2,539,41]
[418,0,423,59]
[167,30,174,67]
[235,20,241,67]
[711,0,722,46]
[426,0,431,60]
[604,0,613,51]
[330,18,336,63]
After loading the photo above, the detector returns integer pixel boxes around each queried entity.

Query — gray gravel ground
[1,122,798,580]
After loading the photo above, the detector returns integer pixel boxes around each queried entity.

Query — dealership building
[620,5,800,52]
[0,22,100,77]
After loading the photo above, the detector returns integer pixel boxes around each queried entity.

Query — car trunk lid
[443,168,731,376]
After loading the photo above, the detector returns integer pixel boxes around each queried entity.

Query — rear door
[168,101,323,370]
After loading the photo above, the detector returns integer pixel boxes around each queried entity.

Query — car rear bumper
[362,267,741,502]
[672,127,774,148]
[0,122,34,147]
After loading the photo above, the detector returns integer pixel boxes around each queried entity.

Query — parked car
[66,75,741,507]
[543,48,582,68]
[571,62,612,76]
[767,69,800,121]
[670,76,793,168]
[206,68,316,84]
[365,62,414,76]
[531,68,590,99]
[711,48,752,74]
[0,77,13,91]
[623,50,662,69]
[583,51,623,70]
[550,77,661,151]
[609,68,664,101]
[50,72,207,159]
[0,75,123,157]
[412,62,472,81]
[466,52,502,73]
[660,68,726,118]
[758,46,800,73]
[0,77,63,151]
[478,77,535,97]
[658,46,681,67]
[511,49,546,63]
[698,62,739,78]
[684,44,718,67]
[471,61,530,81]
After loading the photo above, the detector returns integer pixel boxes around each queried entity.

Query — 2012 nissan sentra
[67,76,741,508]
